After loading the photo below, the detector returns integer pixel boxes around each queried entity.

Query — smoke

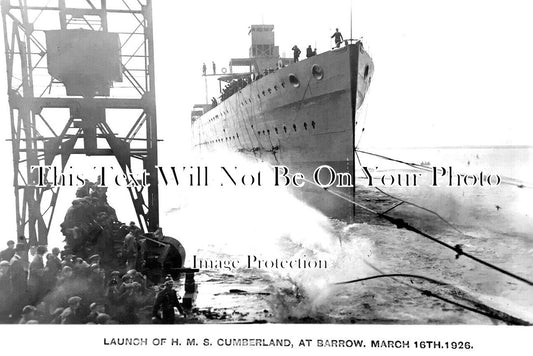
[41,276,92,312]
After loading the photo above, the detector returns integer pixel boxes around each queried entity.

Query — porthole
[293,124,297,131]
[312,64,324,80]
[304,122,308,130]
[275,128,279,134]
[288,74,300,88]
[364,65,370,79]
[311,121,316,129]
[283,126,287,133]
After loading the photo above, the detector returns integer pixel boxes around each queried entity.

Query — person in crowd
[28,245,47,303]
[57,265,73,284]
[18,305,37,324]
[0,260,11,322]
[51,247,62,268]
[105,276,121,320]
[16,236,29,278]
[152,277,186,324]
[0,260,10,286]
[123,229,140,270]
[87,302,101,323]
[9,243,28,317]
[88,254,101,267]
[95,313,112,324]
[43,253,60,294]
[0,240,15,261]
[49,307,64,324]
[60,296,85,324]
[133,271,147,294]
[61,250,75,269]
[73,257,90,277]
[87,264,106,303]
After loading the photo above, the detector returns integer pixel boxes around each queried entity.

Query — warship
[191,25,374,219]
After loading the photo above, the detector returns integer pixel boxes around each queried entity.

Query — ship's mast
[350,0,353,40]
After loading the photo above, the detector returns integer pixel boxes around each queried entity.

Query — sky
[0,0,532,245]
[148,0,533,151]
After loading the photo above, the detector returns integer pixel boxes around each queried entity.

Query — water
[4,147,529,324]
[160,147,533,324]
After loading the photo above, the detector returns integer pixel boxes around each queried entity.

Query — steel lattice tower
[1,0,159,246]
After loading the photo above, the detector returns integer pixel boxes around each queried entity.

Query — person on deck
[331,28,344,48]
[306,45,314,58]
[292,45,301,62]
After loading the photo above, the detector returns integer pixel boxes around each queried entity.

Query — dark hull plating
[192,43,373,219]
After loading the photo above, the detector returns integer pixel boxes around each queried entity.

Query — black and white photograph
[0,0,531,354]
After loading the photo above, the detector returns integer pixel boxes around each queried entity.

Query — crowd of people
[0,179,187,324]
[0,234,160,324]
[220,76,252,101]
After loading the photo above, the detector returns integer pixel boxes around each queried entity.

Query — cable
[331,263,531,325]
[355,150,466,235]
[356,148,532,189]
[350,149,533,286]
[380,213,533,286]
[421,290,530,326]
[333,273,448,286]
[280,166,533,287]
[356,148,432,171]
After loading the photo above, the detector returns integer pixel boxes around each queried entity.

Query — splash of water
[160,151,377,319]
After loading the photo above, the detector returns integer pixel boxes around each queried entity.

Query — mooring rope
[332,272,530,325]
[351,148,533,286]
[354,150,466,234]
[355,148,532,189]
[281,166,533,287]
[309,148,533,323]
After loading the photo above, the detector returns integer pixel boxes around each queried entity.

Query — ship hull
[192,43,373,219]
